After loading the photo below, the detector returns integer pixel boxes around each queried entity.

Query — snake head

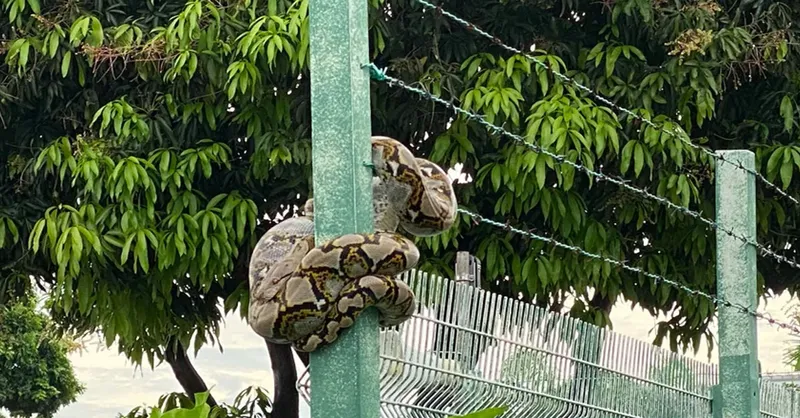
[397,158,458,237]
[370,136,458,237]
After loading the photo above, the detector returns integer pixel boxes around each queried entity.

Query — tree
[366,0,800,354]
[0,299,83,418]
[783,304,800,371]
[1,0,312,409]
[1,0,799,415]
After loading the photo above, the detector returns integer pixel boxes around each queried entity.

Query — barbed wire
[458,207,800,336]
[411,0,800,208]
[366,64,800,273]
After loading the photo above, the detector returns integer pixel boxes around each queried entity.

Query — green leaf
[767,148,784,178]
[124,165,135,192]
[535,158,546,189]
[62,276,73,313]
[780,95,794,133]
[48,32,59,58]
[678,175,690,208]
[18,40,30,68]
[89,18,103,46]
[61,51,72,77]
[27,0,41,13]
[201,213,211,238]
[200,240,211,270]
[70,227,83,259]
[780,159,793,189]
[77,274,92,314]
[515,256,531,285]
[633,142,644,177]
[449,406,508,418]
[5,218,19,245]
[236,203,247,241]
[9,0,18,22]
[538,69,549,95]
[490,165,502,191]
[136,231,149,273]
[629,45,646,61]
[69,16,88,45]
[620,141,635,174]
[121,233,135,265]
[605,46,622,78]
[538,258,549,286]
[587,42,605,62]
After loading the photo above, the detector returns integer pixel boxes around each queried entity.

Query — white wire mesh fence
[760,380,800,418]
[297,268,800,418]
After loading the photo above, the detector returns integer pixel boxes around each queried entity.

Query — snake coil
[248,137,457,352]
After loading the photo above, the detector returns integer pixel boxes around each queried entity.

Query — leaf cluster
[1,0,313,364]
[0,299,84,418]
[118,387,272,418]
[368,0,800,355]
[1,0,800,364]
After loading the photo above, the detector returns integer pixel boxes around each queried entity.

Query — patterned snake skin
[247,136,457,352]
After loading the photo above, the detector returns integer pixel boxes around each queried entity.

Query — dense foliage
[1,0,799,395]
[376,0,800,353]
[0,299,83,417]
[119,388,272,418]
[116,388,505,418]
[1,0,312,366]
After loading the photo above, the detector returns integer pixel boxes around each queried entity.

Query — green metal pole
[308,0,378,416]
[714,150,759,418]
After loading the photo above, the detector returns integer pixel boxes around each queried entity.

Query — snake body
[248,136,457,352]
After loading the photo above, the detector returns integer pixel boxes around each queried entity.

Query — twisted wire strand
[412,0,799,207]
[366,64,800,273]
[459,207,800,336]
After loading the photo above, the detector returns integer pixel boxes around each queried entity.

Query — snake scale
[248,136,458,352]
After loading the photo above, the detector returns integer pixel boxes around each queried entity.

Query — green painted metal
[714,150,760,418]
[307,0,377,415]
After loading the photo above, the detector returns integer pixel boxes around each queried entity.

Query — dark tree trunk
[266,341,305,418]
[164,338,218,407]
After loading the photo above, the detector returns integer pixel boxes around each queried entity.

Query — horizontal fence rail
[297,269,799,418]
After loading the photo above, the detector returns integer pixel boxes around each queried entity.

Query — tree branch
[164,337,218,408]
[266,341,303,418]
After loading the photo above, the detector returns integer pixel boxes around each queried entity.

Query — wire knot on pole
[364,63,387,81]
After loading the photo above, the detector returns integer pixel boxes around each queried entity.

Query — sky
[53,291,799,418]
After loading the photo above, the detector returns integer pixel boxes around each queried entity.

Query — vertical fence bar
[307,0,376,415]
[714,150,759,418]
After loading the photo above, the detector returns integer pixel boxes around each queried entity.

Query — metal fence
[297,269,800,418]
[761,380,800,418]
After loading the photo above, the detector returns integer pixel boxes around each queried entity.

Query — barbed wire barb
[364,63,800,275]
[459,207,800,336]
[411,0,800,207]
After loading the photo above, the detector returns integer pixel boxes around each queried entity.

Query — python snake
[248,136,457,352]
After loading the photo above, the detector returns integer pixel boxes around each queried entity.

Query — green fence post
[713,150,760,418]
[307,0,378,416]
